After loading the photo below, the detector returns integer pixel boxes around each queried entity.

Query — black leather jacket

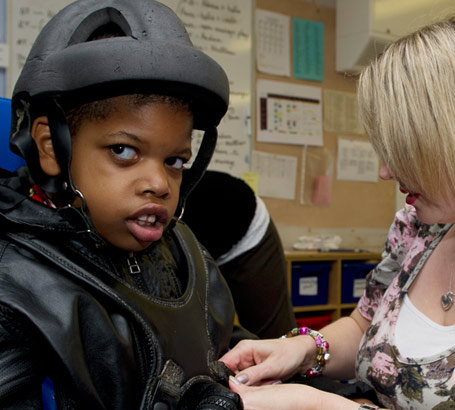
[0,170,239,410]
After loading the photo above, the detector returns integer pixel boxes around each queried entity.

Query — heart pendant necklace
[441,291,454,311]
[441,262,455,311]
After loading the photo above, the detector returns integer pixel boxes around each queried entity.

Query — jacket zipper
[127,252,150,294]
[127,252,141,274]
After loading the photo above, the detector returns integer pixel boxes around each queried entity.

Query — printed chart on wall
[257,79,323,146]
[6,0,253,177]
[336,137,378,182]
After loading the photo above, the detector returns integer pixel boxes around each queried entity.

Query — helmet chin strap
[46,98,80,205]
[172,126,218,226]
[47,98,106,243]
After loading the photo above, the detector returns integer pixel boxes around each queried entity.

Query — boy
[0,0,242,409]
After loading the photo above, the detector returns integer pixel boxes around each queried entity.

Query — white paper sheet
[0,0,5,96]
[336,137,378,182]
[300,146,307,204]
[7,0,74,96]
[257,79,323,146]
[323,89,364,134]
[251,150,297,200]
[255,9,290,76]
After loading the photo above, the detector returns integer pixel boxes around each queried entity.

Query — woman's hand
[228,378,364,410]
[220,336,315,386]
[229,379,311,410]
[221,312,372,386]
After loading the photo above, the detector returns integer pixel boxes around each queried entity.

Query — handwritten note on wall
[164,0,253,175]
[8,0,73,95]
[7,0,253,177]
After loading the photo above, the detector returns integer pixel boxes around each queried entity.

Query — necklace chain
[441,243,455,311]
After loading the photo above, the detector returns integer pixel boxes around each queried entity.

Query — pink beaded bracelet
[281,326,330,377]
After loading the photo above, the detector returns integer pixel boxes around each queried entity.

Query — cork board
[254,0,395,235]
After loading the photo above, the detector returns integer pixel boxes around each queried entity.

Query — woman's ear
[31,116,61,176]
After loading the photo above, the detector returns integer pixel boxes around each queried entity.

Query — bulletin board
[254,0,396,250]
[5,0,253,176]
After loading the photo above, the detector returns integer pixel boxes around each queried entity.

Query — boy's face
[69,101,193,252]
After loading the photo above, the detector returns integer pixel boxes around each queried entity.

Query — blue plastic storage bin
[341,262,377,303]
[291,262,330,306]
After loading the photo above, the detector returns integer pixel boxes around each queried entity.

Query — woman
[221,16,455,410]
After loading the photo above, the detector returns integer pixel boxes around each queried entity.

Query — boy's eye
[166,157,187,170]
[110,145,138,161]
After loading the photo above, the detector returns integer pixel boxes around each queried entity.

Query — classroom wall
[254,0,396,252]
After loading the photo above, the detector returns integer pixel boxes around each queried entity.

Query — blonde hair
[358,17,455,198]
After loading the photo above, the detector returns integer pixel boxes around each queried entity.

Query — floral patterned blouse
[356,205,455,410]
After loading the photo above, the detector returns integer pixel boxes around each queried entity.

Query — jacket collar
[0,169,97,238]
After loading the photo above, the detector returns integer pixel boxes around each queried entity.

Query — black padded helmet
[10,0,229,209]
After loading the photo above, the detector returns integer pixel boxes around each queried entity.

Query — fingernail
[235,374,249,384]
[272,380,282,385]
[229,375,239,385]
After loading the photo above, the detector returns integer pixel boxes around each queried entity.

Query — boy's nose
[137,163,170,198]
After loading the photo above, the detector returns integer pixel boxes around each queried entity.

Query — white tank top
[395,294,455,357]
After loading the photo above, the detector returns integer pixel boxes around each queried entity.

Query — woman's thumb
[229,375,249,393]
[228,363,276,387]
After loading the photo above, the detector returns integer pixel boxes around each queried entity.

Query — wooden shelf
[285,250,381,321]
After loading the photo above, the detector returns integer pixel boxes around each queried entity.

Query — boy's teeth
[136,215,157,225]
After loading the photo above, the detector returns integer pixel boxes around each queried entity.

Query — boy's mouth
[126,205,168,243]
[136,214,157,226]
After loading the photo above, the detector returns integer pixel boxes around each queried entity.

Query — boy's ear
[31,116,61,176]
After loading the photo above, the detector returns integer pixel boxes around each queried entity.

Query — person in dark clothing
[183,170,296,339]
[0,1,244,409]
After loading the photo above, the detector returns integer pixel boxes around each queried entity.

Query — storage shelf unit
[285,251,381,322]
